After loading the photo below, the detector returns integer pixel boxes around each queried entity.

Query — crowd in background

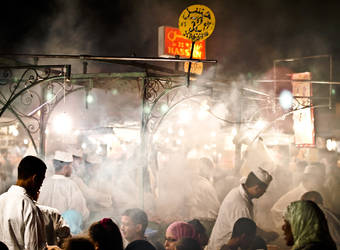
[0,144,339,250]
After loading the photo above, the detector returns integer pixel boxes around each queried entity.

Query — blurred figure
[301,191,340,249]
[164,221,198,250]
[292,161,308,187]
[187,219,208,248]
[175,238,201,250]
[282,200,336,250]
[121,208,156,250]
[220,218,257,250]
[186,159,220,222]
[0,156,47,249]
[89,218,123,250]
[63,236,95,250]
[271,163,326,229]
[207,167,277,250]
[38,204,71,246]
[39,151,89,220]
[70,149,112,215]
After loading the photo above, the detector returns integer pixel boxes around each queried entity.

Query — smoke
[1,2,340,248]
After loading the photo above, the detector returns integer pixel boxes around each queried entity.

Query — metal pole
[186,42,195,87]
[139,77,149,209]
[39,86,47,159]
[329,55,333,109]
[234,87,242,171]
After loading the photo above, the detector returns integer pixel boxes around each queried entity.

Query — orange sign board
[158,26,206,59]
[292,72,315,147]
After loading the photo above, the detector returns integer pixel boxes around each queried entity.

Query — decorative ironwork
[143,78,173,103]
[0,65,72,155]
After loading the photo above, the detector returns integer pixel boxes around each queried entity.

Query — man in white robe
[39,151,89,221]
[0,155,47,250]
[207,167,277,250]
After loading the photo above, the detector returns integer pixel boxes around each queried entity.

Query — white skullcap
[252,167,272,186]
[86,154,102,165]
[54,151,73,163]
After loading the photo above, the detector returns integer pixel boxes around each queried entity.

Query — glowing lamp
[279,90,293,110]
[53,113,72,134]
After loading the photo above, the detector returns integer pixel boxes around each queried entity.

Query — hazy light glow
[53,113,72,134]
[9,125,19,136]
[178,109,192,123]
[279,90,293,110]
[46,92,54,101]
[168,127,173,134]
[326,139,337,151]
[178,128,185,137]
[254,120,267,130]
[153,134,159,142]
[86,94,94,104]
[23,139,29,145]
[160,104,169,113]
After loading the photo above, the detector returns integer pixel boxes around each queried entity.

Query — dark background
[1,0,340,80]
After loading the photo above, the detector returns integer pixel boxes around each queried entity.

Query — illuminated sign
[184,61,203,75]
[158,26,206,59]
[178,4,216,42]
[292,72,315,147]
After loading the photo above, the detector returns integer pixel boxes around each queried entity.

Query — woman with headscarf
[164,221,200,250]
[282,200,336,250]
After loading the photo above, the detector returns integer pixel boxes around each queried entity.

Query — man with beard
[39,151,89,222]
[207,167,278,250]
[0,156,47,249]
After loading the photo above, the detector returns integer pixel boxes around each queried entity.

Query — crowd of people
[0,146,339,250]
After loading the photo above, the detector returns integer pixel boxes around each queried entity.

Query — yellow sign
[178,4,215,42]
[184,62,203,75]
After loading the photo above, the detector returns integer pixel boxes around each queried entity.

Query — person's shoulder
[222,185,243,203]
[126,240,156,250]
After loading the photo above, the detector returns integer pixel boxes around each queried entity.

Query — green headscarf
[284,200,336,250]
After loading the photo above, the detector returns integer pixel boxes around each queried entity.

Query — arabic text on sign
[178,4,215,42]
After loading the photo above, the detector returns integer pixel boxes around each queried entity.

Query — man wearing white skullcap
[38,151,89,223]
[207,167,278,250]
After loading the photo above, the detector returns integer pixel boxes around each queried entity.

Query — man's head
[121,208,148,243]
[187,219,208,247]
[53,151,73,177]
[245,167,272,199]
[301,191,323,205]
[17,155,47,199]
[69,146,83,168]
[231,218,257,250]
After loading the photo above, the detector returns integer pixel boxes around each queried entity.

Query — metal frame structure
[0,54,217,161]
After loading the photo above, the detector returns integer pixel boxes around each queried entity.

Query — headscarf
[166,221,198,241]
[284,200,336,250]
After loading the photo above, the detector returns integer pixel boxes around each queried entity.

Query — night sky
[2,0,340,79]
